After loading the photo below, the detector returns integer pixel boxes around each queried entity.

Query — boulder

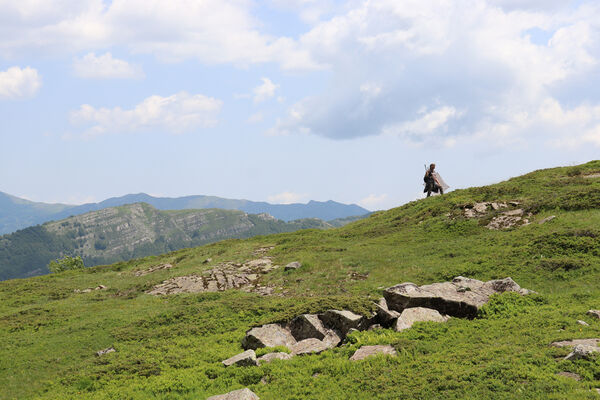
[285,261,302,271]
[375,298,400,327]
[291,338,329,355]
[383,276,527,318]
[577,320,590,326]
[242,324,297,350]
[565,344,599,361]
[222,350,258,367]
[96,347,115,356]
[394,307,449,331]
[207,388,260,400]
[257,352,292,365]
[587,310,600,319]
[551,339,600,348]
[289,314,328,341]
[319,310,363,335]
[349,345,397,361]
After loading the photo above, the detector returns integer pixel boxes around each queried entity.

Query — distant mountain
[0,202,335,281]
[0,191,370,235]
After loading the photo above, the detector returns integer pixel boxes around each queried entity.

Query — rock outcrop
[350,345,397,361]
[134,263,173,276]
[462,201,531,229]
[384,276,530,319]
[587,310,600,319]
[222,350,258,367]
[147,258,279,296]
[96,347,115,356]
[207,388,259,400]
[242,324,297,350]
[394,307,449,331]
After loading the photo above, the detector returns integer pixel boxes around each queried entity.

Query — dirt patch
[134,263,173,276]
[147,258,280,296]
[584,173,600,179]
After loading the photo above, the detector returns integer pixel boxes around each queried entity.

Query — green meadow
[1,161,600,399]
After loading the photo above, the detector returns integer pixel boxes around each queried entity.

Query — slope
[0,191,72,235]
[0,203,331,281]
[0,161,600,399]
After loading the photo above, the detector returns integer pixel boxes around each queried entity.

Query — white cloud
[267,191,307,204]
[0,66,41,99]
[358,194,388,210]
[69,92,223,137]
[253,78,279,103]
[269,0,600,148]
[73,52,144,79]
[0,0,320,70]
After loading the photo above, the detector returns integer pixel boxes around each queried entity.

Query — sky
[1,0,599,211]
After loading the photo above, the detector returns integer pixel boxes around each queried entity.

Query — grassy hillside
[1,161,600,399]
[0,203,332,281]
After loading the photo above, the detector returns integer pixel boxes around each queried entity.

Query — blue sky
[1,0,599,210]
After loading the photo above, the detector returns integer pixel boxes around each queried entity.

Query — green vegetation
[47,255,85,273]
[1,161,600,399]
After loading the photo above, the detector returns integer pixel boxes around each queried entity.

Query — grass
[1,161,600,399]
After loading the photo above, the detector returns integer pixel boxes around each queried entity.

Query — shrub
[47,255,85,273]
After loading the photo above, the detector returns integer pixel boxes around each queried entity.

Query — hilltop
[0,192,370,235]
[1,161,600,399]
[0,203,340,281]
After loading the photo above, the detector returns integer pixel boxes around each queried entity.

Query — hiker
[424,163,444,197]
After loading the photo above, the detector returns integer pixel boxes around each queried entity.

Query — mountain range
[0,191,370,235]
[0,202,348,281]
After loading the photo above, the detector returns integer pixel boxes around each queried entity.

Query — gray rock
[319,310,363,335]
[587,310,600,319]
[577,320,590,326]
[384,276,527,318]
[565,344,599,361]
[551,338,600,348]
[96,347,115,356]
[285,261,302,271]
[368,324,383,331]
[207,388,260,400]
[394,307,449,331]
[257,352,292,365]
[291,338,329,355]
[289,314,328,341]
[375,298,401,327]
[242,324,297,350]
[222,350,258,367]
[349,345,397,361]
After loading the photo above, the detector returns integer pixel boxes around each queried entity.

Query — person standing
[423,163,444,197]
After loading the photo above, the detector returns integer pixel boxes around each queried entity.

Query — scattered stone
[487,210,528,230]
[384,276,530,318]
[539,216,556,224]
[257,352,292,365]
[473,202,488,213]
[222,350,258,367]
[349,345,397,361]
[394,307,449,331]
[291,338,329,355]
[242,324,297,350]
[75,285,108,293]
[587,310,600,319]
[375,298,401,327]
[557,371,581,381]
[578,320,590,326]
[96,347,115,356]
[289,314,328,341]
[253,246,274,256]
[565,344,599,361]
[147,258,280,296]
[551,339,600,348]
[134,263,173,276]
[207,388,260,400]
[285,261,302,271]
[319,310,363,335]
